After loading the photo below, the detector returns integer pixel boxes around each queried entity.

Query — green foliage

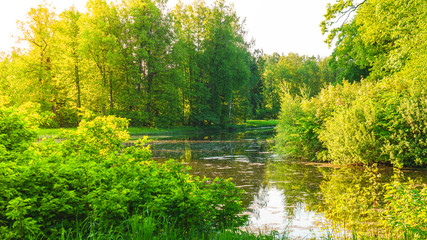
[61,116,130,157]
[0,0,259,128]
[319,96,383,165]
[277,0,427,167]
[172,0,253,126]
[0,105,37,158]
[277,76,427,166]
[144,162,247,231]
[317,166,427,239]
[327,21,371,83]
[383,94,427,167]
[55,214,285,240]
[322,0,426,81]
[261,53,335,119]
[0,114,247,239]
[317,77,427,166]
[383,171,427,239]
[275,91,321,161]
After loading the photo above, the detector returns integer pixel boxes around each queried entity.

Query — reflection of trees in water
[248,185,270,217]
[264,160,329,217]
[147,129,275,207]
[312,165,427,238]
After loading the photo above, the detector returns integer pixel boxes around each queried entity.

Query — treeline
[0,0,337,128]
[1,0,250,127]
[259,53,335,119]
[276,0,427,167]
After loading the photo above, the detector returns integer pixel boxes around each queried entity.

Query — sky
[0,0,335,57]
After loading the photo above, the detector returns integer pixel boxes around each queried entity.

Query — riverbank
[37,119,279,138]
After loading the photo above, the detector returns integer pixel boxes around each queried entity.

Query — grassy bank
[37,119,279,138]
[58,215,288,240]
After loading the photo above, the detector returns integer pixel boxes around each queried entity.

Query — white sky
[0,0,334,57]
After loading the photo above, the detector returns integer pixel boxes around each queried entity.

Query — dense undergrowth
[0,106,261,239]
[317,165,427,239]
[276,76,427,167]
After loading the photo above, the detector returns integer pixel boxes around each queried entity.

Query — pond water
[131,127,427,239]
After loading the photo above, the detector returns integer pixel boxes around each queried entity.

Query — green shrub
[0,115,247,239]
[275,92,321,160]
[317,166,427,239]
[276,81,361,162]
[383,96,427,167]
[0,106,37,160]
[277,74,427,166]
[383,171,427,239]
[318,97,385,165]
[317,77,427,166]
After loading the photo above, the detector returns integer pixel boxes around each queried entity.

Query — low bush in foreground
[0,107,247,239]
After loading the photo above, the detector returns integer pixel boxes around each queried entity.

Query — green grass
[128,125,203,135]
[36,120,279,138]
[55,215,289,240]
[36,128,69,138]
[239,119,279,127]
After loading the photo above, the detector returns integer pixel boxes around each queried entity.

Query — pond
[132,127,427,239]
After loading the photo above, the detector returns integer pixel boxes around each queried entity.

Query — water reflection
[134,128,328,238]
[312,165,427,239]
[135,128,427,238]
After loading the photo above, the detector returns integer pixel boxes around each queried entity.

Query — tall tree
[174,0,252,126]
[79,0,122,115]
[53,7,84,125]
[120,0,180,126]
[321,0,425,80]
[17,3,58,113]
[172,1,212,125]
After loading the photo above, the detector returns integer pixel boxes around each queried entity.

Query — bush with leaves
[317,166,427,239]
[0,105,37,161]
[275,91,321,161]
[317,77,427,166]
[382,171,427,239]
[0,114,247,239]
[276,75,427,166]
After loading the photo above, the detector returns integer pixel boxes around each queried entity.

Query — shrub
[318,166,427,239]
[383,96,427,167]
[317,77,427,166]
[318,97,385,165]
[383,171,427,239]
[0,114,247,239]
[275,92,321,160]
[277,74,427,166]
[0,105,37,160]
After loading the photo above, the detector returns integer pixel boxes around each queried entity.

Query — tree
[120,0,180,126]
[321,0,425,81]
[53,7,83,126]
[260,53,334,118]
[173,0,252,126]
[79,0,123,115]
[16,3,58,115]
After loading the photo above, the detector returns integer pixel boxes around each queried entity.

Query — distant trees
[258,53,335,119]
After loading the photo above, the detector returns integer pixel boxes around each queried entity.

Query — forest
[0,0,336,128]
[1,0,426,239]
